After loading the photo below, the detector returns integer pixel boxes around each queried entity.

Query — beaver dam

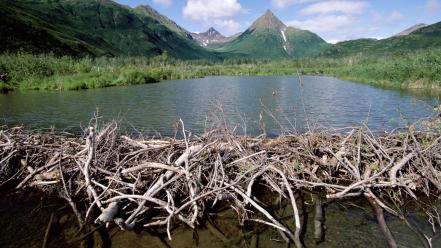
[1,118,441,248]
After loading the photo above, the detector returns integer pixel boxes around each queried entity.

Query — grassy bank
[0,49,440,91]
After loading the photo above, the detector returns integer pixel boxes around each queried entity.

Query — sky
[115,0,441,43]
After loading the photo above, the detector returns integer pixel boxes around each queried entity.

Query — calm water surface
[1,76,440,247]
[0,76,438,135]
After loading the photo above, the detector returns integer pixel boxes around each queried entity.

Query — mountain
[134,5,194,40]
[191,28,232,47]
[323,21,441,57]
[0,0,214,59]
[394,23,427,36]
[3,1,439,60]
[214,10,329,58]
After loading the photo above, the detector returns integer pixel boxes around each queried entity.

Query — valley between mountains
[0,0,440,91]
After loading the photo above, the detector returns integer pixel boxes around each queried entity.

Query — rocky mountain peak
[394,23,427,36]
[251,9,286,30]
[191,27,228,47]
[206,27,222,37]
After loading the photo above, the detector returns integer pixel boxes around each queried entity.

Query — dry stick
[179,119,199,225]
[207,154,219,190]
[389,153,415,185]
[248,218,290,234]
[0,149,17,165]
[16,157,65,189]
[225,182,295,243]
[124,144,203,227]
[422,135,441,153]
[82,127,103,210]
[3,122,441,243]
[365,195,398,248]
[357,130,362,167]
[104,194,193,228]
[229,150,266,165]
[180,118,189,150]
[327,149,359,180]
[42,213,55,248]
[95,202,118,224]
[174,169,256,215]
[174,145,203,167]
[366,189,399,217]
[290,178,347,190]
[246,165,268,204]
[121,162,182,174]
[0,130,11,146]
[363,125,391,161]
[164,190,175,240]
[326,158,395,199]
[91,180,135,201]
[410,132,441,191]
[269,166,303,248]
[312,194,324,244]
[174,165,260,216]
[59,162,84,226]
[184,159,199,224]
[340,129,355,146]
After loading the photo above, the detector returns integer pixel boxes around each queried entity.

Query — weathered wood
[366,195,398,248]
[1,116,440,245]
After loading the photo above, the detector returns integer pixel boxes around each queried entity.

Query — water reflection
[0,76,438,135]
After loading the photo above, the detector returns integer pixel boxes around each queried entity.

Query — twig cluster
[0,118,440,247]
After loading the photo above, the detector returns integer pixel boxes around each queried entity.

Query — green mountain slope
[0,0,213,59]
[215,10,329,59]
[3,1,439,61]
[134,5,194,40]
[323,22,441,57]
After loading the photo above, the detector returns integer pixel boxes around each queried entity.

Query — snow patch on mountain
[281,29,287,42]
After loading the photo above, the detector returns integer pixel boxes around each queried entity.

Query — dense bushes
[1,49,440,91]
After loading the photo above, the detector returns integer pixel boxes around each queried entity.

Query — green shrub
[115,70,158,85]
[1,49,441,92]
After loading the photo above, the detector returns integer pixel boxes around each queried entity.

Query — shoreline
[1,50,440,94]
[2,73,440,96]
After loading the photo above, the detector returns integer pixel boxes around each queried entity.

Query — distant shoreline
[1,50,440,93]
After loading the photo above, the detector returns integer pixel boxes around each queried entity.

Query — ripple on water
[0,76,438,135]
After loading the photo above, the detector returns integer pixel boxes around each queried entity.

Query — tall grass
[0,49,440,92]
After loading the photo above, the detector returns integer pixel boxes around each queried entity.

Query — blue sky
[115,0,441,43]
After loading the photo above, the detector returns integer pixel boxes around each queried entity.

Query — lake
[1,76,440,247]
[0,76,439,135]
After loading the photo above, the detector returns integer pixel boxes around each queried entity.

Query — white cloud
[183,0,244,35]
[214,19,242,34]
[300,1,368,15]
[183,0,243,21]
[286,14,370,42]
[272,0,295,8]
[287,0,369,42]
[426,0,440,12]
[327,39,341,44]
[272,0,315,8]
[371,10,404,25]
[287,14,354,32]
[386,10,404,23]
[153,0,172,7]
